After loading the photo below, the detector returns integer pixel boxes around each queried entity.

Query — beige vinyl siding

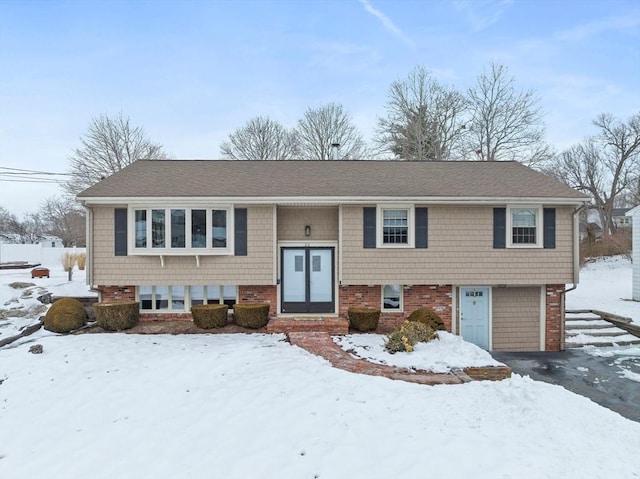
[341,205,574,285]
[492,287,541,351]
[91,205,274,285]
[277,207,338,241]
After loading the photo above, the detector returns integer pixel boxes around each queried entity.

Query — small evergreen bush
[347,307,380,332]
[192,304,229,329]
[407,307,445,331]
[385,320,436,353]
[234,303,270,329]
[44,297,88,333]
[94,301,139,331]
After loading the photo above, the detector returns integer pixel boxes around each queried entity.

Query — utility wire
[0,166,70,184]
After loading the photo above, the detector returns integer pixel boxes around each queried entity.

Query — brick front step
[267,317,349,335]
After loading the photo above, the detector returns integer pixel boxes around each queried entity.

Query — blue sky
[1,0,639,215]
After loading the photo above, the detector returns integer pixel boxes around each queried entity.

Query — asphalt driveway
[492,348,640,423]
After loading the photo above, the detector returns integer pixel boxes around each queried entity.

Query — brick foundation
[238,285,277,317]
[339,284,453,333]
[545,284,564,351]
[98,285,136,303]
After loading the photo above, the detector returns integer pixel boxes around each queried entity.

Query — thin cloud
[452,0,513,32]
[555,14,640,42]
[359,0,415,48]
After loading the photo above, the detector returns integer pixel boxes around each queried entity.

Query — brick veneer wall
[339,284,452,333]
[99,285,136,302]
[545,284,564,351]
[238,285,277,317]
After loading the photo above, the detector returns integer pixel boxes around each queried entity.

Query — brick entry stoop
[288,332,465,385]
[267,317,349,335]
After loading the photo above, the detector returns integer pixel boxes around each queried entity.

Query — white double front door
[281,247,334,314]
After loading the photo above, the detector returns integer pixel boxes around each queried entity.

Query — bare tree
[0,206,20,241]
[296,103,368,160]
[551,112,640,235]
[65,113,168,196]
[39,196,86,247]
[15,213,45,244]
[466,62,546,164]
[376,66,467,161]
[220,116,299,160]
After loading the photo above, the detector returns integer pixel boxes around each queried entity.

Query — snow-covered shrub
[94,301,139,331]
[385,320,436,353]
[407,307,445,331]
[44,297,87,333]
[234,303,270,329]
[192,304,229,329]
[347,307,380,332]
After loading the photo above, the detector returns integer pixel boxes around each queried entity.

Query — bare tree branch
[549,112,640,234]
[376,66,467,161]
[220,116,299,160]
[296,103,368,160]
[39,196,86,247]
[466,62,546,163]
[65,113,168,196]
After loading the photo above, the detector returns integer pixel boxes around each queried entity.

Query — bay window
[131,206,232,254]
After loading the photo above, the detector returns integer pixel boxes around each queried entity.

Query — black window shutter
[493,208,506,249]
[234,208,247,256]
[543,208,556,249]
[363,207,376,248]
[114,208,128,256]
[415,207,428,248]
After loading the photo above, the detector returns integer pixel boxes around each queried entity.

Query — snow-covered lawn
[1,261,639,478]
[566,255,639,324]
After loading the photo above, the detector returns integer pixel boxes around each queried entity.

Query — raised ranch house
[77,160,588,352]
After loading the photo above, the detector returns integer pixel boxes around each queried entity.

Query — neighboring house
[39,235,64,248]
[613,208,632,229]
[627,206,640,301]
[77,160,588,352]
[578,221,603,242]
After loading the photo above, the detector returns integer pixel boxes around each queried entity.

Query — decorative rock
[29,344,43,354]
[37,293,53,304]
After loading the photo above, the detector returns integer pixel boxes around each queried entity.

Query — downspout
[81,203,97,297]
[559,203,589,350]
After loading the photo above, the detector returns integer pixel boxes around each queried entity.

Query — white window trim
[506,205,543,249]
[381,284,404,312]
[129,205,234,256]
[376,204,415,248]
[138,285,238,313]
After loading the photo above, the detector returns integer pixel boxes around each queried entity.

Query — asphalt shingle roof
[77,159,587,201]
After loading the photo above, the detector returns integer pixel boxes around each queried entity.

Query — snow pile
[334,331,503,372]
[567,255,639,323]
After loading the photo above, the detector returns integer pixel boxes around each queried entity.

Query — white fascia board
[79,196,588,207]
[626,205,640,217]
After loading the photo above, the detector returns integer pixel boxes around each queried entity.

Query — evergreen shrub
[385,320,436,353]
[94,301,139,331]
[348,307,380,332]
[192,304,229,329]
[44,297,87,333]
[407,307,445,331]
[234,303,270,329]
